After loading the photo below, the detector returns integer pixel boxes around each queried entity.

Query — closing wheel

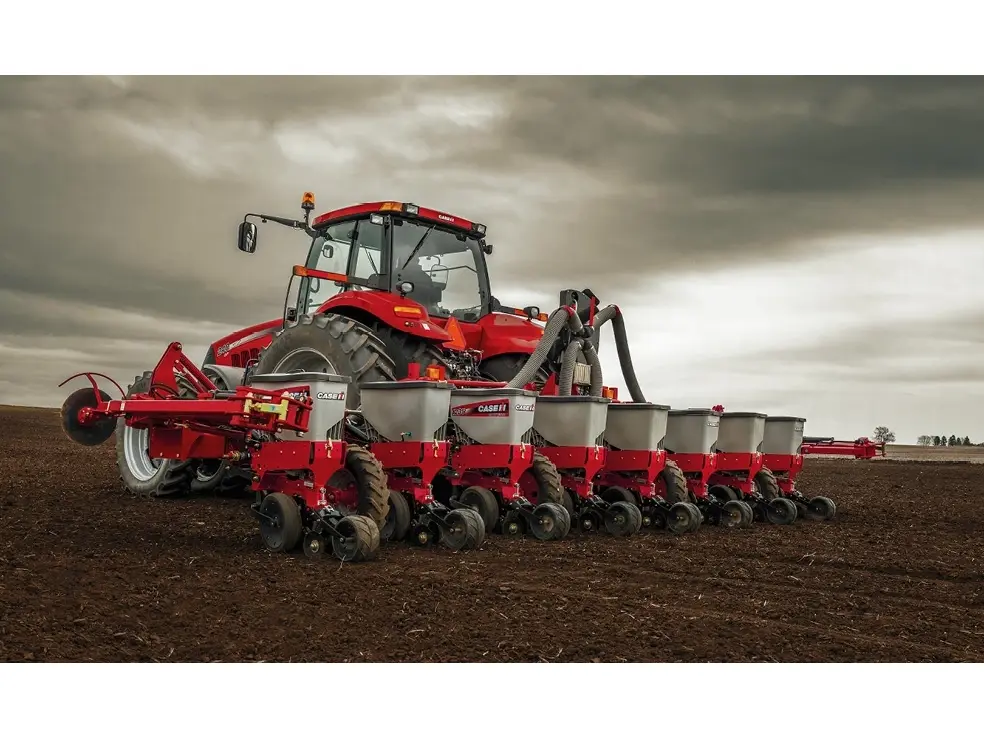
[411,523,434,547]
[303,531,328,558]
[737,500,754,527]
[648,505,668,530]
[604,501,641,536]
[530,502,568,541]
[501,509,527,536]
[686,503,703,532]
[765,497,798,525]
[441,508,485,551]
[381,490,412,542]
[578,508,603,534]
[258,493,303,553]
[331,515,381,562]
[639,504,658,529]
[720,500,745,529]
[666,502,696,535]
[806,496,837,521]
[459,486,500,534]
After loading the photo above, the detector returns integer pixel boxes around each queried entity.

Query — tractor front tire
[115,373,194,498]
[250,312,398,410]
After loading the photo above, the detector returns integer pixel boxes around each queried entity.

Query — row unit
[249,372,806,456]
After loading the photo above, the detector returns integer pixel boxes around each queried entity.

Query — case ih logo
[316,391,346,401]
[282,389,310,402]
[451,400,510,418]
[516,403,534,412]
[437,214,454,222]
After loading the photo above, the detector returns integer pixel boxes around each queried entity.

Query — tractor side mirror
[482,242,493,255]
[238,221,258,254]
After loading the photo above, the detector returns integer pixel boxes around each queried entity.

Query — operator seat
[396,261,445,312]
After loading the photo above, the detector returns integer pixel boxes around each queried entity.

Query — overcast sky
[2,75,983,442]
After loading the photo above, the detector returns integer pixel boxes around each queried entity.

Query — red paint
[597,449,668,501]
[667,452,719,499]
[449,443,534,502]
[761,453,805,494]
[312,201,477,232]
[537,445,608,500]
[801,438,885,459]
[707,452,766,496]
[371,441,450,506]
[315,290,453,343]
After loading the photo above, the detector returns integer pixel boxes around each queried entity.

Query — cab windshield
[298,215,488,321]
[391,218,487,321]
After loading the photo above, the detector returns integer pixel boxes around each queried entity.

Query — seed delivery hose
[505,301,646,403]
[593,304,646,403]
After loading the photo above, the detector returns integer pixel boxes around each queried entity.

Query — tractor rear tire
[250,312,398,410]
[658,460,689,505]
[188,366,240,494]
[115,373,194,498]
[373,325,450,379]
[522,453,564,506]
[478,353,552,387]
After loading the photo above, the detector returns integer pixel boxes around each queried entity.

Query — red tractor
[115,194,690,530]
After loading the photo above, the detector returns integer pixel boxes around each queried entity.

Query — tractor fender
[201,364,247,391]
[319,292,453,343]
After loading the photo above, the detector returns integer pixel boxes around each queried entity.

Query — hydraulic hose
[507,306,580,389]
[558,339,583,396]
[593,304,646,403]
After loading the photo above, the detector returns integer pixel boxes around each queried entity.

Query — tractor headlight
[405,203,419,215]
[474,223,486,235]
[370,213,383,225]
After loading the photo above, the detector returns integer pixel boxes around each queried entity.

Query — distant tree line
[915,434,977,447]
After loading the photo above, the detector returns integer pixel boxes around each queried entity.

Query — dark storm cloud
[729,309,984,387]
[4,75,984,409]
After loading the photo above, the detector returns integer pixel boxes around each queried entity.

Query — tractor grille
[230,348,260,368]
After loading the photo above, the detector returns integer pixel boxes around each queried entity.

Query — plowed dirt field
[1,406,981,662]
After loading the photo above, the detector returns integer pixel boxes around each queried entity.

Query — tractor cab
[295,201,494,324]
[232,195,549,379]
